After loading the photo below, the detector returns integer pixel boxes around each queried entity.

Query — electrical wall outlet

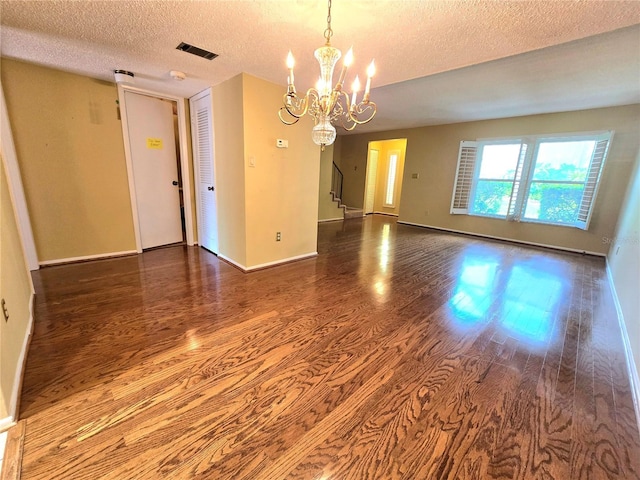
[276,232,281,241]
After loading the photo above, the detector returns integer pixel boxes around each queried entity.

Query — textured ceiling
[1,0,639,133]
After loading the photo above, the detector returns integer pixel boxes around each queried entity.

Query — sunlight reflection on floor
[447,244,569,351]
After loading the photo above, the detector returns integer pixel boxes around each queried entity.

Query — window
[450,131,612,230]
[384,152,398,206]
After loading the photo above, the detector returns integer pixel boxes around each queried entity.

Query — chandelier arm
[330,91,349,124]
[348,101,377,125]
[281,92,311,119]
[303,88,322,120]
[284,101,303,119]
[330,92,377,130]
[337,102,377,131]
[278,107,301,125]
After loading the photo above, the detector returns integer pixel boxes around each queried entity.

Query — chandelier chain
[324,0,333,45]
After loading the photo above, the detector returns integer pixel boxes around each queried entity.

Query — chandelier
[278,0,377,149]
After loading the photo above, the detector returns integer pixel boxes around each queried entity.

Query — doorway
[363,139,408,216]
[118,86,195,252]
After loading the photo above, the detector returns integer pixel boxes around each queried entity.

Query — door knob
[208,186,214,191]
[172,181,179,186]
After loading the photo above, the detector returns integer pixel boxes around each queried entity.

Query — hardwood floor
[15,215,640,479]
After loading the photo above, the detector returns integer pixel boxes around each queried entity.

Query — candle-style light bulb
[337,47,353,88]
[366,60,376,78]
[344,48,354,67]
[287,51,295,86]
[364,60,375,101]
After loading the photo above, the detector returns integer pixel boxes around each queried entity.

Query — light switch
[276,139,288,148]
[249,156,256,167]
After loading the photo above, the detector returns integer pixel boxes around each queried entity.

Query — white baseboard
[0,417,15,433]
[218,252,318,272]
[398,221,606,257]
[318,217,344,223]
[606,261,640,434]
[39,250,138,266]
[217,254,246,271]
[0,292,34,433]
[373,211,399,217]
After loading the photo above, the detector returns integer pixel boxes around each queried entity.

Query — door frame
[0,81,39,270]
[117,85,195,252]
[189,87,218,254]
[363,147,379,215]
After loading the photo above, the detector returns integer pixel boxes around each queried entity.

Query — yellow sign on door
[146,138,163,149]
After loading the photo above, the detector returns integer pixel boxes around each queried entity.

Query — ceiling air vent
[176,42,218,60]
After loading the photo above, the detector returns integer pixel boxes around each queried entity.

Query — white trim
[216,254,245,271]
[0,292,35,432]
[175,97,195,247]
[0,82,39,271]
[373,211,399,217]
[218,252,318,272]
[318,217,344,223]
[606,261,640,434]
[117,85,195,252]
[397,220,606,257]
[363,147,379,215]
[0,417,14,433]
[39,250,137,266]
[118,85,142,252]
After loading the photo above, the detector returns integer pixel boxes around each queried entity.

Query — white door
[190,89,218,254]
[364,149,379,214]
[124,91,183,249]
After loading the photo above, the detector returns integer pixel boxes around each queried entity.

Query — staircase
[344,206,364,219]
[328,191,363,219]
[330,162,364,220]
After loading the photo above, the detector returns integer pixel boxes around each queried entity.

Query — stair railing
[331,162,343,202]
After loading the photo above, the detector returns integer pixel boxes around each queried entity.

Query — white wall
[607,150,640,423]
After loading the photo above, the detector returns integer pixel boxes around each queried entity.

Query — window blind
[450,141,477,214]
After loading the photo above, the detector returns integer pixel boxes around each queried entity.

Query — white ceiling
[1,0,639,134]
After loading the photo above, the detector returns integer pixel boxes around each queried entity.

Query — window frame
[451,130,613,230]
[468,140,527,220]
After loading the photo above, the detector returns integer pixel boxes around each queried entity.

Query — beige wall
[340,105,640,254]
[0,154,33,420]
[213,73,319,269]
[242,74,320,267]
[608,150,640,397]
[1,59,136,262]
[212,75,247,266]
